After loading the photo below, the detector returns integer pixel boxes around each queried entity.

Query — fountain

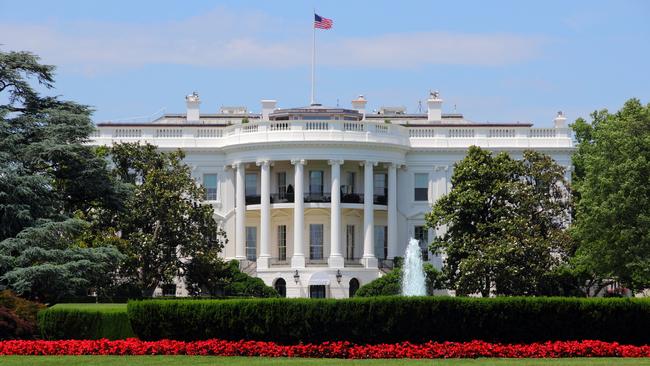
[401,238,427,296]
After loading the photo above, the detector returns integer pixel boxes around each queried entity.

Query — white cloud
[0,7,545,74]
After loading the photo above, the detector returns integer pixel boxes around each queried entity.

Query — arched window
[349,278,360,298]
[274,278,287,298]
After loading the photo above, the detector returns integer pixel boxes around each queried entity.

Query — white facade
[90,92,573,298]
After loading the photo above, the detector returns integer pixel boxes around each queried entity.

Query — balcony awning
[309,271,331,286]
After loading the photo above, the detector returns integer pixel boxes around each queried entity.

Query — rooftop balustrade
[91,119,572,150]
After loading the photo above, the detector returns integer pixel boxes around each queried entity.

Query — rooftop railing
[91,120,572,149]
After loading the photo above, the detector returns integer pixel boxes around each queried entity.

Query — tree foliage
[0,50,127,301]
[108,143,225,295]
[426,146,572,296]
[0,219,125,302]
[571,99,650,291]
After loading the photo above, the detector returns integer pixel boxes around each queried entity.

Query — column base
[327,255,344,269]
[291,255,305,269]
[257,255,270,269]
[362,256,378,268]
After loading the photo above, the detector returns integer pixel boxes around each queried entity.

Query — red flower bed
[1,339,650,358]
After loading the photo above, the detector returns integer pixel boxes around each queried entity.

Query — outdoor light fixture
[293,270,300,283]
[336,269,342,283]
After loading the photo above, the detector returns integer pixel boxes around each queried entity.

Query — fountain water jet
[401,237,427,296]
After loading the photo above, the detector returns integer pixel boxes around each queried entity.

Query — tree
[0,219,125,302]
[0,50,128,299]
[0,51,127,241]
[109,143,225,295]
[571,99,650,292]
[426,146,572,296]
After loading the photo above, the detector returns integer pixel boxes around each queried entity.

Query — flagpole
[311,10,316,105]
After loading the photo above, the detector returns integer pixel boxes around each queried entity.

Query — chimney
[554,111,567,128]
[261,99,277,121]
[427,90,443,122]
[351,95,368,119]
[186,92,200,122]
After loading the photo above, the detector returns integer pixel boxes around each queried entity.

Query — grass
[1,357,650,366]
[48,303,127,313]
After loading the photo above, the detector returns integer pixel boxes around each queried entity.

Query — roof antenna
[417,100,422,113]
[336,98,339,107]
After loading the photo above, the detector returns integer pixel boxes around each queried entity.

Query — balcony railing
[271,193,294,203]
[245,195,261,205]
[248,192,387,205]
[304,192,331,203]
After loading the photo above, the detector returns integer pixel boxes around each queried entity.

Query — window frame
[309,223,324,260]
[203,173,219,201]
[245,226,257,260]
[414,173,429,202]
[277,225,287,261]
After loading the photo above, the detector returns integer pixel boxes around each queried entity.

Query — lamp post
[293,270,300,284]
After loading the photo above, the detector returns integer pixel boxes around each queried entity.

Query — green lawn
[1,357,650,366]
[48,303,127,313]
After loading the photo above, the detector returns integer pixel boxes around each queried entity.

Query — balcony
[271,193,294,203]
[304,192,330,203]
[245,195,261,205]
[248,192,388,206]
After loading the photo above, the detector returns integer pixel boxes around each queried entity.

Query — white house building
[90,91,573,299]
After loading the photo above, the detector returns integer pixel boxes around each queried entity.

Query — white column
[291,159,306,268]
[328,160,344,268]
[362,160,378,268]
[234,162,246,260]
[387,163,398,259]
[257,160,271,269]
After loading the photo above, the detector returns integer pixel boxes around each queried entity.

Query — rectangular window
[203,174,218,201]
[344,172,356,194]
[374,173,387,197]
[277,172,287,197]
[246,226,257,260]
[414,225,429,261]
[245,173,257,196]
[309,285,326,298]
[309,171,324,194]
[374,225,388,260]
[277,225,287,261]
[346,225,355,259]
[414,173,429,201]
[310,224,324,260]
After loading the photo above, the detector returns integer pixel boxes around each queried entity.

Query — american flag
[314,13,333,29]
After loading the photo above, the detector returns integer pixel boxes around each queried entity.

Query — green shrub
[355,270,401,297]
[127,297,650,344]
[355,265,443,297]
[38,303,135,340]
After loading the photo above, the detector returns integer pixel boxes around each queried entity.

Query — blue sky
[1,0,649,126]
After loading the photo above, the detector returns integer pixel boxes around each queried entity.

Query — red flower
[1,339,649,358]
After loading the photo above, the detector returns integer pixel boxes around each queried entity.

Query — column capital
[434,165,449,171]
[256,159,271,167]
[291,159,306,166]
[360,160,378,167]
[231,161,243,170]
[328,159,344,166]
[386,162,404,169]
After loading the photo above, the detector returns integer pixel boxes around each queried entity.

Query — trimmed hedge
[38,304,135,340]
[128,297,650,344]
